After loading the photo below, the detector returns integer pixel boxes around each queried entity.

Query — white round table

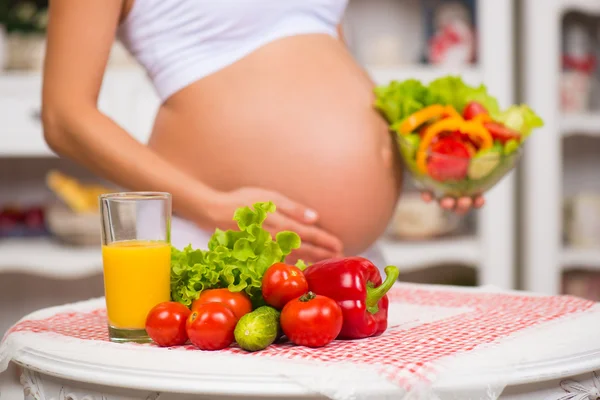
[2,284,600,400]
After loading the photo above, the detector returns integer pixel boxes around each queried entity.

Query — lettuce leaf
[494,104,545,138]
[373,75,501,124]
[374,79,432,124]
[170,202,301,307]
[426,76,500,116]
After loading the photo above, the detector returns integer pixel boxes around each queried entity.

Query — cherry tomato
[262,263,308,310]
[462,101,488,120]
[426,137,471,182]
[186,303,237,351]
[145,302,191,347]
[262,263,309,310]
[191,288,252,320]
[483,122,521,144]
[280,292,343,348]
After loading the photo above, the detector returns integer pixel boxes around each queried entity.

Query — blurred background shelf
[379,236,479,273]
[561,114,600,136]
[0,67,157,157]
[0,238,102,279]
[523,0,600,294]
[0,238,101,279]
[558,0,600,14]
[561,247,600,270]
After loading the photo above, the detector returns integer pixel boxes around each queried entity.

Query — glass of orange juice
[99,192,172,343]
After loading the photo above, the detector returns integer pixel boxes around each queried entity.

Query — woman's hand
[209,187,344,264]
[421,192,485,215]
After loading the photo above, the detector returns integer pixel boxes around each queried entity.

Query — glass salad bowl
[396,133,522,198]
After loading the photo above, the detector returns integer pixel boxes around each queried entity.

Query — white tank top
[118,0,348,103]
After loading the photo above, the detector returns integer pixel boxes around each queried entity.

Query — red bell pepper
[303,257,400,340]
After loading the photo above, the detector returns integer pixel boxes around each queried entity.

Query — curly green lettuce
[374,75,544,138]
[170,202,301,307]
[374,79,431,125]
[426,76,501,117]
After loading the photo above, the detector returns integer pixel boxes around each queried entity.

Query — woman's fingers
[287,242,340,265]
[266,213,343,255]
[272,195,319,224]
[454,197,473,215]
[437,196,482,214]
[439,197,456,210]
[473,195,485,208]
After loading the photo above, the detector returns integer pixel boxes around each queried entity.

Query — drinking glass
[100,192,172,343]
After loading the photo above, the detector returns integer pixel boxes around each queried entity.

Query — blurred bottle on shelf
[560,12,596,113]
[422,0,476,66]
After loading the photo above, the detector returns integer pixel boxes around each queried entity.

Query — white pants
[170,216,389,272]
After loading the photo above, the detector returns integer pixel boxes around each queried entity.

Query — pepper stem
[366,266,400,314]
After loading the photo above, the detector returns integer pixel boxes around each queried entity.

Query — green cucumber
[504,139,520,155]
[468,149,502,181]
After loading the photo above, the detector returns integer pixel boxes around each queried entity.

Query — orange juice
[102,240,171,329]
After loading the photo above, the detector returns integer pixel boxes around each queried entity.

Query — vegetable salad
[375,76,544,196]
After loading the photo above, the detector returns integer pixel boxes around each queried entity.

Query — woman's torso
[118,0,403,256]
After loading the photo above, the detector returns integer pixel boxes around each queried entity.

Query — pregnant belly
[149,34,403,255]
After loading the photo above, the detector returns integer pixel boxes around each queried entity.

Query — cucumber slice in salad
[468,147,502,181]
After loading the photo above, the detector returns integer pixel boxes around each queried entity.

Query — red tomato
[262,263,309,310]
[427,138,471,182]
[462,101,488,120]
[483,122,521,144]
[280,292,343,348]
[186,303,237,351]
[191,289,252,320]
[145,302,191,347]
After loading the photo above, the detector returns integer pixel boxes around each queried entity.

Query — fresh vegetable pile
[374,76,544,197]
[146,202,400,351]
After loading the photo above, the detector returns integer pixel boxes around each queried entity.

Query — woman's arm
[42,0,223,227]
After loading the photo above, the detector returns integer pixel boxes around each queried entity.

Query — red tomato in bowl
[483,122,521,144]
[426,138,471,182]
[280,292,343,348]
[186,303,237,351]
[262,263,309,310]
[191,288,252,320]
[145,302,191,347]
[463,101,488,120]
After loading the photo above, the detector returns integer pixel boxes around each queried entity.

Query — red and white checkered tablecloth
[2,283,598,399]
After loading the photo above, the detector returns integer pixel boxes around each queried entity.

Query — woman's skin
[41,0,483,263]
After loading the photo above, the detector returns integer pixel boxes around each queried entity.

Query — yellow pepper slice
[399,105,461,135]
[416,118,493,174]
[472,113,492,124]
